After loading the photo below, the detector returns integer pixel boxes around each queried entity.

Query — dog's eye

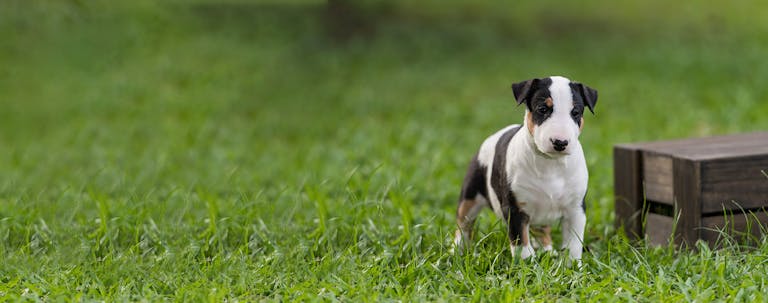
[571,109,581,117]
[536,106,549,114]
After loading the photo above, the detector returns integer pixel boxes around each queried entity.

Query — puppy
[453,76,597,261]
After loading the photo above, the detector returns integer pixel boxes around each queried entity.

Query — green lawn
[2,0,768,301]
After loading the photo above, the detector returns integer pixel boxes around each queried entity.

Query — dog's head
[512,76,597,157]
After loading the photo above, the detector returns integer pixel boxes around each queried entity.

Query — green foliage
[1,0,768,300]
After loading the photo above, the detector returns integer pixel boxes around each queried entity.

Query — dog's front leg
[531,225,554,252]
[561,206,586,261]
[506,210,534,259]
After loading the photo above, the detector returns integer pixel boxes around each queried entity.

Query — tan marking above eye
[545,98,553,107]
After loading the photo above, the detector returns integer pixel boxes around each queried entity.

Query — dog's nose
[551,138,569,152]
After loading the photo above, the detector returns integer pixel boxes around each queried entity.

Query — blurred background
[2,0,768,252]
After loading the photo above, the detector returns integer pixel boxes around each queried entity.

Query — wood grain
[700,210,768,246]
[617,132,768,161]
[614,146,644,239]
[646,213,677,246]
[672,158,702,247]
[642,152,673,204]
[700,155,768,213]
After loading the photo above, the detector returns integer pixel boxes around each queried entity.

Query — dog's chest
[509,161,586,224]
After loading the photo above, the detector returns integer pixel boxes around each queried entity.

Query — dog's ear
[511,78,540,109]
[571,82,598,114]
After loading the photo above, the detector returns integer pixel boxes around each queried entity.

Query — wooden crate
[614,132,768,246]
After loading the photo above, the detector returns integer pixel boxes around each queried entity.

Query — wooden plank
[670,145,768,161]
[616,132,768,161]
[614,146,644,239]
[672,158,702,247]
[616,132,768,151]
[645,213,677,246]
[700,210,768,246]
[701,155,768,183]
[700,155,768,213]
[642,152,673,204]
[701,183,768,214]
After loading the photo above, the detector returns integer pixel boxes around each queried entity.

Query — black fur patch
[529,98,553,126]
[488,125,530,245]
[570,99,585,127]
[513,78,554,126]
[569,82,598,115]
[459,154,488,202]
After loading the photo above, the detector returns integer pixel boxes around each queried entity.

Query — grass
[2,0,768,301]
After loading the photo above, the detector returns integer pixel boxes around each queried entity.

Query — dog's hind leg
[453,197,486,254]
[453,154,488,254]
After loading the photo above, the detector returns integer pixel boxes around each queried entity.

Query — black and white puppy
[453,76,597,261]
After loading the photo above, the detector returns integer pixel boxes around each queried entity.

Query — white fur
[507,129,588,226]
[512,243,535,259]
[561,206,586,260]
[518,224,535,259]
[507,121,587,260]
[533,76,582,155]
[476,124,521,219]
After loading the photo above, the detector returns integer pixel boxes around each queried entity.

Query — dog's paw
[510,244,535,260]
[449,244,464,255]
[451,231,469,255]
[572,258,583,268]
[563,257,583,268]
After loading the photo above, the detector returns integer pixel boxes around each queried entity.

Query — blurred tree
[325,0,392,41]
